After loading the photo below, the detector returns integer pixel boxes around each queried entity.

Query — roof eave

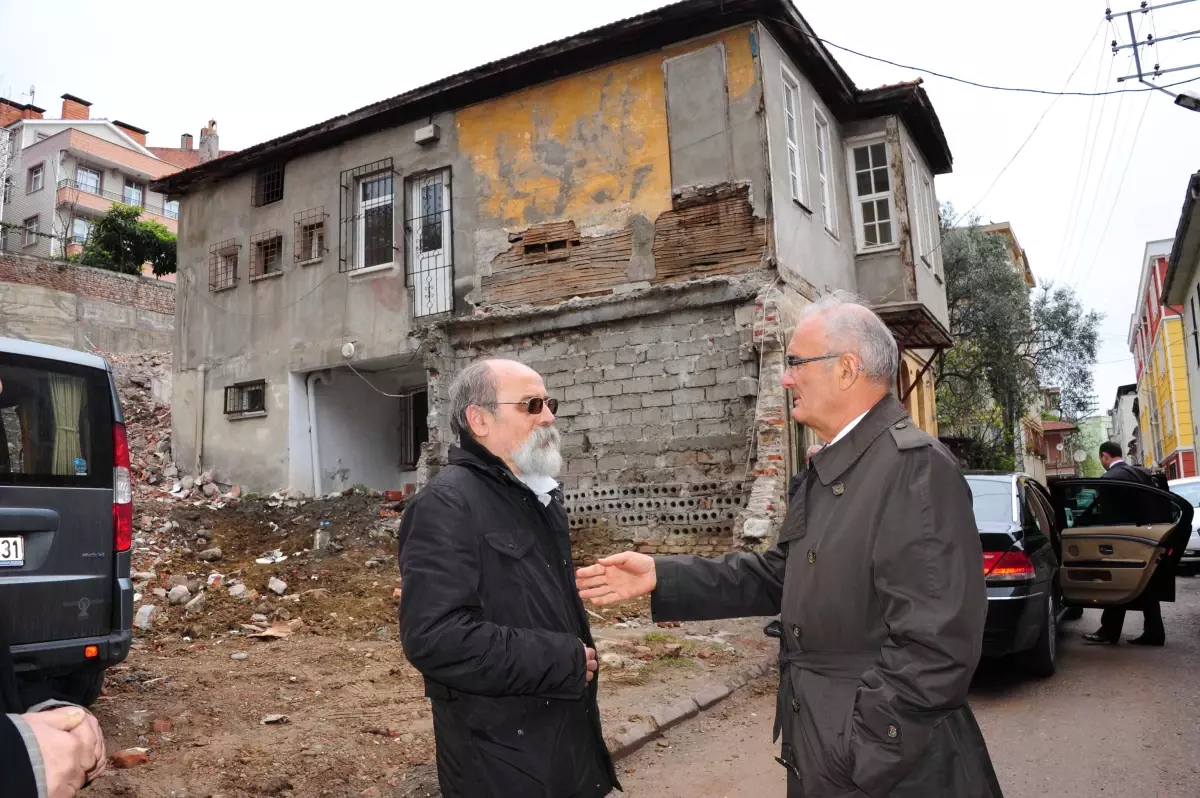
[853,83,953,175]
[1162,171,1200,305]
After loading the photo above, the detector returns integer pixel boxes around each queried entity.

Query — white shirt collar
[1110,458,1125,467]
[518,474,558,506]
[828,411,870,447]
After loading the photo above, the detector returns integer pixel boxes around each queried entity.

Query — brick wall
[434,294,766,557]
[0,251,175,316]
[0,251,175,354]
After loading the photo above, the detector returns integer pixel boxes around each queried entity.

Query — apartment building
[1130,238,1195,478]
[0,94,230,274]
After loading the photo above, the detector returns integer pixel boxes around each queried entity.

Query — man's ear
[838,354,860,389]
[466,405,491,439]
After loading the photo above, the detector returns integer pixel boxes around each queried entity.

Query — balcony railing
[57,179,178,220]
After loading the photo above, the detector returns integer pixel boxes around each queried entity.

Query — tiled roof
[148,147,237,170]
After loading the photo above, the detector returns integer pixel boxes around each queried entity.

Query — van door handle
[1099,545,1114,556]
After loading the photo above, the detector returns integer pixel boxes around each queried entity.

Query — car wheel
[1018,592,1058,678]
[55,664,106,707]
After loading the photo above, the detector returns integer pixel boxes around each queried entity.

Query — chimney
[112,120,148,146]
[0,98,22,127]
[199,119,219,164]
[20,103,45,121]
[60,93,91,120]
[181,132,193,151]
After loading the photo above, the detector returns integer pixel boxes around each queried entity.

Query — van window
[0,353,113,488]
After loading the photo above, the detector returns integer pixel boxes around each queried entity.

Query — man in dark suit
[1082,441,1165,645]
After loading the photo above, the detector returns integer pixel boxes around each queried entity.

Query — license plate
[0,536,25,567]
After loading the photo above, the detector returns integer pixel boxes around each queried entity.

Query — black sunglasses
[496,397,558,415]
[785,353,843,368]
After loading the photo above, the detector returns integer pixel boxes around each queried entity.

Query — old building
[0,94,230,277]
[1108,383,1139,460]
[1130,238,1195,478]
[1160,170,1200,470]
[154,0,955,550]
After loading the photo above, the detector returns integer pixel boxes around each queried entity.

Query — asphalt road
[616,577,1200,797]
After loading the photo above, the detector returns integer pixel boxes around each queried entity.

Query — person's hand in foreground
[576,551,657,606]
[23,706,105,798]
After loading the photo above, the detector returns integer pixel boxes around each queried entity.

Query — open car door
[1048,478,1193,607]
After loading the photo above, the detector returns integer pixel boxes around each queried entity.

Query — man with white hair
[398,359,618,798]
[577,294,1001,798]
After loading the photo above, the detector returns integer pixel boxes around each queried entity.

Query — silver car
[1168,476,1200,572]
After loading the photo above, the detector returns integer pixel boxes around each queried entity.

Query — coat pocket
[482,527,535,559]
[789,666,858,789]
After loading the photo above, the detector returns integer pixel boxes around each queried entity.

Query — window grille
[209,238,240,291]
[294,207,328,263]
[252,163,285,206]
[405,169,453,316]
[224,381,266,415]
[250,230,283,281]
[339,158,396,273]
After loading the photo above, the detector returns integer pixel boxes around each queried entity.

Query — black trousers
[1099,601,1165,640]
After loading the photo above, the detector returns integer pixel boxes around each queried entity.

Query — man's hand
[576,552,657,606]
[583,644,598,682]
[23,707,92,798]
[72,709,106,782]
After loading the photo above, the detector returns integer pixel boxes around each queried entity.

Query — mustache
[527,425,560,448]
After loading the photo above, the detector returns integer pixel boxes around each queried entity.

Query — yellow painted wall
[455,26,758,229]
[899,352,938,436]
[1141,316,1194,465]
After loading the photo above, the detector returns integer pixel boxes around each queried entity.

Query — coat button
[832,482,845,496]
[807,549,816,564]
[791,624,801,639]
[895,422,908,430]
[791,698,801,713]
[517,729,525,736]
[887,724,899,739]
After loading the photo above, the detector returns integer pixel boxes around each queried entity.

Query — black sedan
[966,473,1063,676]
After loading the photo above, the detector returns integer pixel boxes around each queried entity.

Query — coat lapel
[811,395,912,487]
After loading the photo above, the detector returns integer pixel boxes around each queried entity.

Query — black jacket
[2,627,44,798]
[398,437,618,798]
[1102,460,1155,486]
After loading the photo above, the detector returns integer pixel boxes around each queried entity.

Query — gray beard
[512,425,563,478]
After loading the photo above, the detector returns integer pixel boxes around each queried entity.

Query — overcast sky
[4,0,1198,413]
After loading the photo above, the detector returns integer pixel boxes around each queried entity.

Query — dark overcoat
[398,437,618,798]
[651,395,1002,797]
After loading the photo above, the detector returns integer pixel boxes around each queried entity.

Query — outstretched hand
[575,551,657,606]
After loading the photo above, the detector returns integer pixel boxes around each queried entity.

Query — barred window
[339,159,396,272]
[294,207,328,264]
[406,169,453,316]
[252,163,285,207]
[209,238,240,291]
[224,381,266,415]
[250,230,283,281]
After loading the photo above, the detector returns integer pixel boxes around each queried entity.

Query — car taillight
[113,422,132,553]
[982,550,1035,582]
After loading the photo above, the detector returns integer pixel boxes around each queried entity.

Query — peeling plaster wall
[418,275,778,556]
[456,25,769,308]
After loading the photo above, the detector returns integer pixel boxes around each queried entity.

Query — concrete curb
[607,655,778,760]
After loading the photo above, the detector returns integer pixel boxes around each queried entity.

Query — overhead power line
[769,17,1199,97]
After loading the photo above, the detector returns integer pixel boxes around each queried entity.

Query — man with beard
[576,294,1000,798]
[398,359,618,798]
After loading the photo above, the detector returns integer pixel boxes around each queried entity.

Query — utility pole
[1108,0,1200,110]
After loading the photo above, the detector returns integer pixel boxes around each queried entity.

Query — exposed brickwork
[0,251,175,316]
[420,291,777,556]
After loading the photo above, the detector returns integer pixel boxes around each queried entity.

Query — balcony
[56,179,178,230]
